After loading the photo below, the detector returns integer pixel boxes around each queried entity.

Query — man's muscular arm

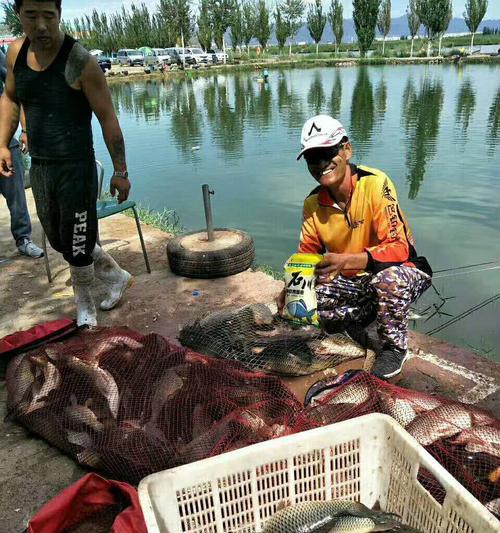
[74,44,130,202]
[0,41,22,176]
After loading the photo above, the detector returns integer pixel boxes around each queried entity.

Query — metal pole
[202,184,215,241]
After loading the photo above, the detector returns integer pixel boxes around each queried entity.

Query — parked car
[151,48,172,65]
[187,47,209,65]
[117,49,144,66]
[166,47,195,66]
[97,55,112,72]
[207,48,228,63]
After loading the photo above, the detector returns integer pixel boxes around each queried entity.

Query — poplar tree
[464,0,488,54]
[353,0,382,58]
[254,0,271,51]
[329,0,344,55]
[416,0,452,57]
[241,1,256,55]
[198,0,213,51]
[282,0,304,56]
[275,6,290,53]
[377,0,391,56]
[407,0,420,58]
[307,0,327,56]
[2,1,22,36]
[209,0,234,50]
[230,1,243,51]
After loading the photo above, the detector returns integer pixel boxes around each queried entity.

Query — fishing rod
[426,292,500,336]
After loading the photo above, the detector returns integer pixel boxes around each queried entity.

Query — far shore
[105,53,500,84]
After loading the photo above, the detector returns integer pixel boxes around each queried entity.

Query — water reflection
[487,87,500,154]
[350,68,375,156]
[455,79,476,135]
[330,70,342,118]
[277,74,306,130]
[170,81,203,158]
[203,77,244,158]
[308,71,326,115]
[374,76,387,124]
[401,77,444,199]
[247,78,273,130]
[109,81,166,122]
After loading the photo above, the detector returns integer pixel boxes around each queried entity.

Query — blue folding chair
[42,160,151,282]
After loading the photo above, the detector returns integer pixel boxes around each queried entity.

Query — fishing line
[426,293,500,335]
[434,265,500,279]
[433,259,500,274]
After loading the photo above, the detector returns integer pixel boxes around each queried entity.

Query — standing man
[280,115,432,379]
[0,0,132,328]
[0,46,43,258]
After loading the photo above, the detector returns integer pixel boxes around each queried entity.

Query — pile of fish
[178,304,374,376]
[6,327,312,484]
[262,500,422,532]
[304,370,500,516]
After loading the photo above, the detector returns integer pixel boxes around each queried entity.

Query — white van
[117,49,144,66]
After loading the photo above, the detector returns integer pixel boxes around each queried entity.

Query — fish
[65,395,104,432]
[406,404,472,446]
[378,391,417,428]
[180,307,370,376]
[305,373,372,407]
[66,356,120,418]
[286,299,316,322]
[6,354,35,413]
[24,355,61,414]
[262,501,403,533]
[326,512,412,532]
[451,425,500,458]
[485,498,500,517]
[66,429,93,449]
[149,367,185,424]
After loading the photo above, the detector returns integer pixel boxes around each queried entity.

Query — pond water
[92,64,500,360]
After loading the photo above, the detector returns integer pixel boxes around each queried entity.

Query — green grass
[100,192,183,235]
[123,204,184,235]
[254,264,285,281]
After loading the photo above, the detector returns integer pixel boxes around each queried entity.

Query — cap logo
[308,122,322,136]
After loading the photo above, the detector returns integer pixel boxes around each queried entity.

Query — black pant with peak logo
[30,158,98,267]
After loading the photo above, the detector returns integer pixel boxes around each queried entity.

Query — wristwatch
[112,170,129,179]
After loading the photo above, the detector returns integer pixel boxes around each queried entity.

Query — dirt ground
[1,190,499,532]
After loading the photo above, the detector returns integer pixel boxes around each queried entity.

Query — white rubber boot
[70,264,97,328]
[92,244,133,311]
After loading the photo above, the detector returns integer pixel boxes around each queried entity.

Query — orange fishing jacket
[298,164,432,276]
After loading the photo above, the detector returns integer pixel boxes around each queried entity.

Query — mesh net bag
[178,303,374,376]
[6,326,313,485]
[303,370,500,515]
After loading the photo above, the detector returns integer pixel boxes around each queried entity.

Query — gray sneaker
[18,239,44,258]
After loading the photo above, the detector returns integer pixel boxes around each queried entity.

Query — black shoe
[372,347,409,379]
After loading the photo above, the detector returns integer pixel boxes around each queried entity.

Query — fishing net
[178,303,374,376]
[303,370,500,516]
[6,326,312,485]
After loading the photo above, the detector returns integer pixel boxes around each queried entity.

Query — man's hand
[19,131,28,154]
[110,175,130,203]
[315,253,348,284]
[0,146,13,177]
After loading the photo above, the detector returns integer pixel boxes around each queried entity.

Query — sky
[60,0,500,22]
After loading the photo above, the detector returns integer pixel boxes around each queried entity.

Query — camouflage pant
[316,266,432,351]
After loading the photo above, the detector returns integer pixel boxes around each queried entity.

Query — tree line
[1,0,491,57]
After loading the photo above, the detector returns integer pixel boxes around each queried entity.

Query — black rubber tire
[167,228,255,279]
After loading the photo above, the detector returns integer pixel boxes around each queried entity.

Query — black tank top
[14,35,94,160]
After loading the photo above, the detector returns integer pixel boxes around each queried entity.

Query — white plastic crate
[138,413,499,533]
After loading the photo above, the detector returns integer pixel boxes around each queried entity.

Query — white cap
[297,115,347,160]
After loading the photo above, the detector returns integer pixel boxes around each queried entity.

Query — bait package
[283,253,323,327]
